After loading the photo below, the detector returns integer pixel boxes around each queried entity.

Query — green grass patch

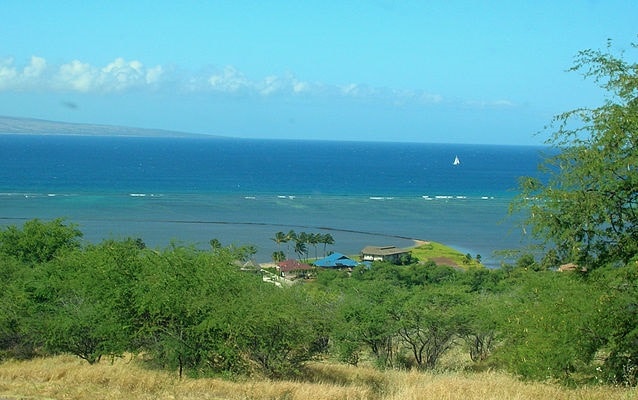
[410,241,483,269]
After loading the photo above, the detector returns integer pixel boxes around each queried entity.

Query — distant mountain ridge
[0,116,219,138]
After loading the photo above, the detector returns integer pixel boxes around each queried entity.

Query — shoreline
[0,213,508,268]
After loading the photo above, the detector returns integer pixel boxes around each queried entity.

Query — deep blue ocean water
[0,134,546,267]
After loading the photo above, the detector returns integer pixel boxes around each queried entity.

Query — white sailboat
[453,155,460,166]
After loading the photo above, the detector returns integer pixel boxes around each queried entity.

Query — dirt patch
[429,256,459,267]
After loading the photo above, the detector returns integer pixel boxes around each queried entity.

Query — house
[276,259,313,278]
[314,252,358,269]
[360,246,410,264]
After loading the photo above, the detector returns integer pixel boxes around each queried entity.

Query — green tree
[271,231,286,254]
[133,245,236,377]
[229,244,257,262]
[271,250,285,262]
[308,232,321,260]
[133,243,328,378]
[512,41,638,268]
[584,264,638,385]
[235,285,327,378]
[0,218,82,265]
[461,293,500,363]
[395,285,469,369]
[209,238,222,250]
[320,233,335,257]
[0,254,33,359]
[516,253,540,271]
[132,244,283,378]
[332,280,401,368]
[36,239,144,364]
[294,233,308,261]
[283,230,297,258]
[493,271,598,383]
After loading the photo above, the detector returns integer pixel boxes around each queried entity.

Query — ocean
[0,134,545,267]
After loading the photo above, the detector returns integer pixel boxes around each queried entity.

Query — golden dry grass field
[0,355,636,400]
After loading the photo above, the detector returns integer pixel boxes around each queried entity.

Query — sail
[453,155,460,165]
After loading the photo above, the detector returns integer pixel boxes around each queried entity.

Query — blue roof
[314,252,358,268]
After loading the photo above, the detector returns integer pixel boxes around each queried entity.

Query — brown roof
[277,259,313,273]
[361,246,409,256]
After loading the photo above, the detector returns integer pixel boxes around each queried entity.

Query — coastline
[0,135,535,269]
[0,194,520,268]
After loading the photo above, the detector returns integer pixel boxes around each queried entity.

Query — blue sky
[0,1,636,144]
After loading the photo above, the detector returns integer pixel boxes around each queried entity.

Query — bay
[0,134,545,267]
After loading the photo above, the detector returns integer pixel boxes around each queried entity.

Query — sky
[0,1,636,144]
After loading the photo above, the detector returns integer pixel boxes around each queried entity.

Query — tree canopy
[1,216,638,385]
[513,41,638,268]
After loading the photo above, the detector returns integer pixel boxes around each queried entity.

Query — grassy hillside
[0,355,635,400]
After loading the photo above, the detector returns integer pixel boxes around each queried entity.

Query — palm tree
[296,231,310,261]
[285,230,297,259]
[209,238,222,250]
[294,240,308,262]
[271,231,286,249]
[321,233,335,257]
[272,251,285,262]
[308,232,321,260]
[286,229,297,242]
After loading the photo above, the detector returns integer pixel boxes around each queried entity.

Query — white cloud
[292,81,308,93]
[418,92,443,104]
[23,56,47,78]
[0,56,48,90]
[0,59,19,90]
[207,66,250,93]
[465,99,516,108]
[98,58,148,91]
[0,56,513,110]
[56,60,96,92]
[146,65,163,84]
[492,99,515,107]
[255,73,313,96]
[0,56,164,93]
[338,83,445,107]
[340,83,382,98]
[259,75,283,96]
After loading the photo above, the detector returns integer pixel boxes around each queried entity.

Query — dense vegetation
[1,41,637,388]
[0,217,636,386]
[513,40,638,269]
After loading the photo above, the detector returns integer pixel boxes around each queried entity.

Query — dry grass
[0,355,636,400]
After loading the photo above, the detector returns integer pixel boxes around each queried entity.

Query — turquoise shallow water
[0,135,543,266]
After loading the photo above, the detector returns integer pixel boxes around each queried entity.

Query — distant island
[0,116,220,138]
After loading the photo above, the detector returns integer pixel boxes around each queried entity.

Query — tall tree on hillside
[512,40,638,268]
